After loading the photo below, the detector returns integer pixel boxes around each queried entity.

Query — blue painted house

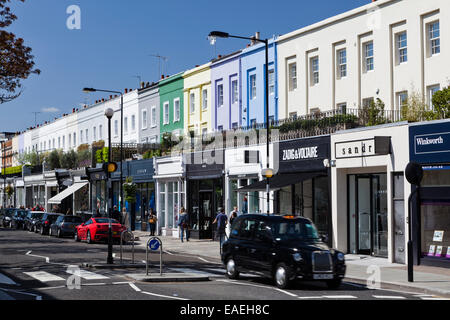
[240,36,278,128]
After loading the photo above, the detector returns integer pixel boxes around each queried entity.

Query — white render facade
[276,0,450,118]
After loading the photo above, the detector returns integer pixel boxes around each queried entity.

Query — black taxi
[221,214,346,289]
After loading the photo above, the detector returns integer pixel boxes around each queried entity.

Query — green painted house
[159,73,184,140]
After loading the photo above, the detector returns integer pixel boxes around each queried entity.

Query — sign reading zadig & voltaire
[282,146,318,160]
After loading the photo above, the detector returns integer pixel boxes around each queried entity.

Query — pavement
[131,230,450,298]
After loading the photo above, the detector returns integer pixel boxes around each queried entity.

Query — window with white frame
[231,79,238,103]
[217,83,224,107]
[337,49,347,78]
[163,102,169,124]
[124,117,128,134]
[397,32,407,64]
[268,69,275,95]
[85,129,88,142]
[58,137,61,149]
[80,131,83,143]
[73,133,76,147]
[62,136,65,149]
[93,127,96,141]
[114,120,119,136]
[311,57,319,85]
[131,115,136,131]
[396,91,408,109]
[288,62,297,91]
[190,93,195,114]
[429,21,440,56]
[427,85,440,110]
[249,74,256,99]
[99,126,102,140]
[68,134,71,148]
[202,89,208,110]
[151,106,156,127]
[142,109,148,129]
[364,41,374,72]
[174,98,180,122]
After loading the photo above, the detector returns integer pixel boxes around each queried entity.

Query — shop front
[331,123,410,263]
[186,151,224,239]
[154,156,186,237]
[409,120,450,268]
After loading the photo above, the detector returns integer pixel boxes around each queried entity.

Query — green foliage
[5,184,13,199]
[95,147,109,163]
[278,114,358,133]
[60,149,77,169]
[143,149,161,159]
[123,177,137,204]
[400,91,434,122]
[361,98,386,126]
[17,150,45,167]
[432,87,450,118]
[47,149,61,170]
[76,148,91,168]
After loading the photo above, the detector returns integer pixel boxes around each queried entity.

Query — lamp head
[83,87,96,93]
[104,108,114,119]
[208,31,229,38]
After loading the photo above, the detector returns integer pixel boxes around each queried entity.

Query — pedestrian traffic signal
[102,162,117,173]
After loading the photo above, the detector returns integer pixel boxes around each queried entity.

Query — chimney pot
[161,74,165,80]
[125,88,128,93]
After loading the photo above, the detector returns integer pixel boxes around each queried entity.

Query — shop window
[159,183,166,228]
[314,176,329,236]
[230,180,238,211]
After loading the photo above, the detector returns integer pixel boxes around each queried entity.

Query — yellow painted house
[183,62,211,138]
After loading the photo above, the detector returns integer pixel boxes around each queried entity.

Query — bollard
[120,230,134,264]
[146,237,163,276]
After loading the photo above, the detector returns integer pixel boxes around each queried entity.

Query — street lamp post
[105,108,115,265]
[1,138,7,209]
[83,88,124,214]
[208,31,272,215]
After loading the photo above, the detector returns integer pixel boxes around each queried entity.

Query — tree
[47,150,61,170]
[432,87,450,118]
[0,0,40,103]
[60,149,77,169]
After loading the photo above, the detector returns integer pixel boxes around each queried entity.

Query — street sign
[149,239,160,251]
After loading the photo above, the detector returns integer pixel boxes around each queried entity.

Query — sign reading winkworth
[410,121,450,164]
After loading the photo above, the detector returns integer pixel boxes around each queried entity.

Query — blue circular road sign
[149,239,160,251]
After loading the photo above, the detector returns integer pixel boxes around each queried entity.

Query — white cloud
[42,107,60,113]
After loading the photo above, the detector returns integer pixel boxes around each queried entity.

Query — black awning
[238,171,327,192]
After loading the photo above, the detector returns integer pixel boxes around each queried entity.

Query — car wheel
[74,231,80,242]
[87,231,92,244]
[40,227,45,235]
[326,279,342,289]
[49,228,52,236]
[225,257,240,279]
[57,229,62,238]
[274,263,292,289]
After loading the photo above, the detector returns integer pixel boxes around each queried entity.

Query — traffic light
[102,162,118,174]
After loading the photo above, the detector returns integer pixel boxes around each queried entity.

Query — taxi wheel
[225,257,239,279]
[326,279,342,289]
[274,263,291,289]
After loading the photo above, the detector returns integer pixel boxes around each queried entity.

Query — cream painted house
[276,0,449,118]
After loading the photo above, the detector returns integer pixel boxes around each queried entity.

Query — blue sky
[1,0,369,132]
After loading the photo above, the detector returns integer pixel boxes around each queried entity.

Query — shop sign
[414,132,450,155]
[335,137,390,159]
[410,122,450,164]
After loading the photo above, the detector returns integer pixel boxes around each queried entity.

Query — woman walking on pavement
[148,208,157,236]
[178,207,189,242]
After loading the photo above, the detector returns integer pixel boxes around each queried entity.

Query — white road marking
[82,283,106,286]
[112,282,131,285]
[0,273,17,285]
[373,295,406,299]
[66,269,109,280]
[276,288,298,297]
[23,271,65,282]
[322,295,357,299]
[25,251,50,263]
[142,291,189,300]
[129,283,142,292]
[163,250,174,255]
[297,296,323,299]
[420,297,450,300]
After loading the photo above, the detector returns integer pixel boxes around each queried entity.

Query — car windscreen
[64,216,82,223]
[32,212,44,219]
[94,218,119,224]
[271,219,320,241]
[47,215,61,222]
[17,211,28,218]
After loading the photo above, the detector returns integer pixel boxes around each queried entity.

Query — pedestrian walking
[112,206,121,223]
[148,208,157,236]
[177,207,189,243]
[213,207,228,249]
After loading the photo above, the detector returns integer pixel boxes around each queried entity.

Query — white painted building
[276,0,449,118]
[331,122,410,263]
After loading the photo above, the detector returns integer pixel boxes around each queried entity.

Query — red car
[74,217,127,244]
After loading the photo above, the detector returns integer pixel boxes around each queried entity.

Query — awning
[47,181,88,204]
[238,171,327,192]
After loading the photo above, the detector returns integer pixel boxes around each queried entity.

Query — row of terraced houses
[1,0,449,269]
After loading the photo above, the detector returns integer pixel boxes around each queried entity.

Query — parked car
[24,211,45,232]
[74,218,127,244]
[221,214,346,289]
[49,215,83,238]
[35,213,63,235]
[11,209,29,229]
[0,208,16,228]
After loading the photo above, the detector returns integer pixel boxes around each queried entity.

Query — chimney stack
[125,88,128,94]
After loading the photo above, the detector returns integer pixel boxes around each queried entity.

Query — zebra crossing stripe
[373,295,406,299]
[66,269,109,280]
[322,295,357,299]
[24,271,65,282]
